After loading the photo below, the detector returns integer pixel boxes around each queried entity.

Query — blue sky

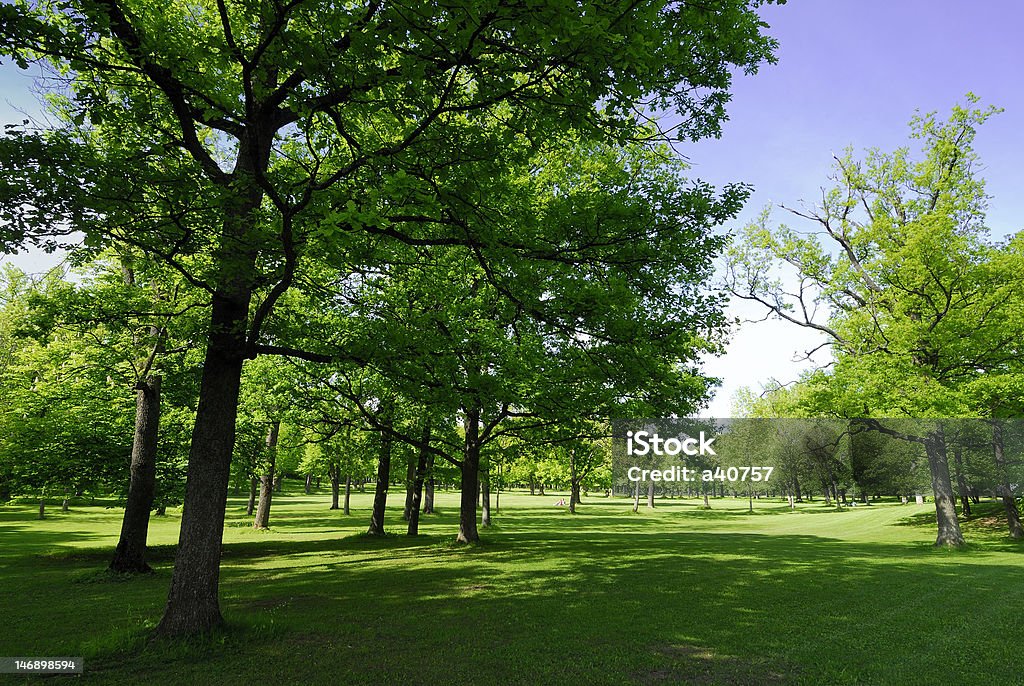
[1,1,1022,413]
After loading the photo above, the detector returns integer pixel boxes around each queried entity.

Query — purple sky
[1,1,1022,412]
[683,0,1024,239]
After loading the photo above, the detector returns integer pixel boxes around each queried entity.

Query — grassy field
[1,487,1023,685]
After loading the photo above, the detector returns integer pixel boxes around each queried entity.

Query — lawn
[1,488,1022,685]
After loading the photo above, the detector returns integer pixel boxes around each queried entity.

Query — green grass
[1,488,1023,685]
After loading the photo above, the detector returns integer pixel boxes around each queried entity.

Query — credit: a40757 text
[626,466,774,483]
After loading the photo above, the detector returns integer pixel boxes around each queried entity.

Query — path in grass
[2,490,1022,685]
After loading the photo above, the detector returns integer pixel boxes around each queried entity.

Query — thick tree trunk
[423,450,435,515]
[367,422,393,536]
[253,421,279,530]
[952,444,972,517]
[344,475,351,515]
[457,408,481,543]
[794,475,803,502]
[156,291,249,637]
[924,426,964,547]
[407,420,430,536]
[991,421,1024,539]
[110,375,161,574]
[246,478,257,516]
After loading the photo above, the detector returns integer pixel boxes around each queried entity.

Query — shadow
[3,497,1024,684]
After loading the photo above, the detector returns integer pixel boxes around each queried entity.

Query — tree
[726,98,1020,546]
[2,0,779,634]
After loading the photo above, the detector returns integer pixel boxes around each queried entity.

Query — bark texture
[457,408,481,543]
[925,427,964,547]
[367,421,393,536]
[253,421,279,529]
[155,289,250,637]
[991,421,1024,539]
[110,375,161,574]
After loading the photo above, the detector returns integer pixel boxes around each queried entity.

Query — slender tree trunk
[408,420,430,536]
[458,408,481,543]
[403,451,416,521]
[156,286,251,637]
[343,475,351,515]
[991,420,1024,539]
[423,450,435,515]
[273,474,282,493]
[952,444,972,517]
[794,475,803,502]
[925,426,964,547]
[329,464,340,510]
[481,464,492,527]
[253,421,279,530]
[632,480,640,513]
[367,422,393,536]
[304,473,312,494]
[529,474,535,496]
[246,477,257,516]
[647,481,655,508]
[568,448,579,514]
[110,375,161,574]
[703,490,710,508]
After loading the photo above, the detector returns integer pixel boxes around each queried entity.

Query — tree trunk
[423,450,435,515]
[253,421,279,530]
[110,375,161,574]
[481,464,492,527]
[304,473,312,494]
[794,475,803,502]
[156,287,250,637]
[952,444,972,517]
[924,426,964,547]
[273,474,283,493]
[568,448,579,514]
[367,420,393,536]
[991,421,1024,539]
[647,481,655,508]
[403,451,416,521]
[457,408,481,543]
[246,477,257,516]
[529,474,535,496]
[703,491,710,508]
[632,480,640,513]
[329,464,340,510]
[407,420,430,536]
[344,475,352,515]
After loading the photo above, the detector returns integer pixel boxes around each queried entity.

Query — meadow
[1,489,1022,685]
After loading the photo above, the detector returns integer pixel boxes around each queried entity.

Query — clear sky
[1,1,1022,414]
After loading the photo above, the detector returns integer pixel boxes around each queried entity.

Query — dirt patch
[635,644,795,685]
